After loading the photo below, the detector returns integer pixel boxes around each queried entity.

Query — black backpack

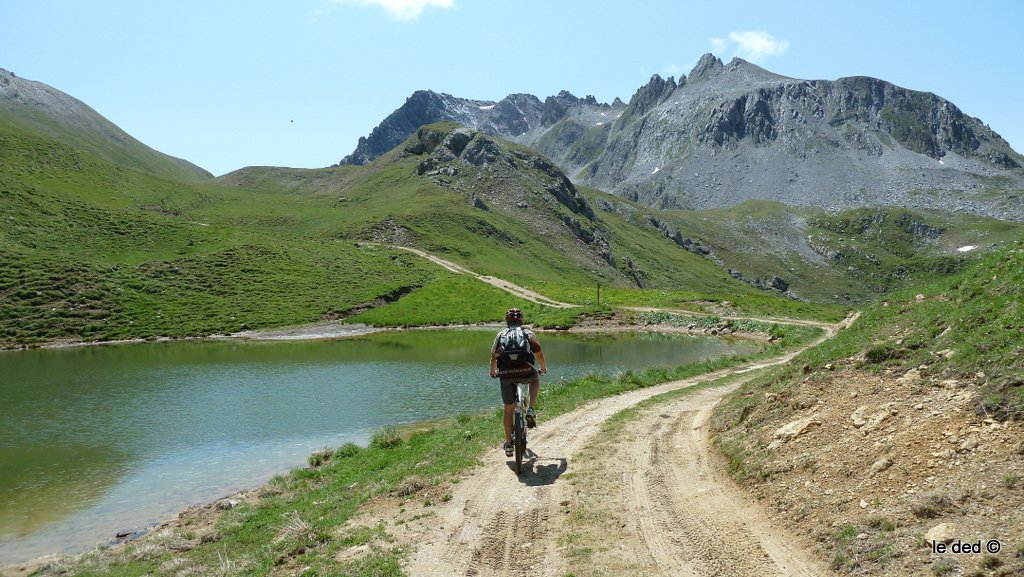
[498,326,535,365]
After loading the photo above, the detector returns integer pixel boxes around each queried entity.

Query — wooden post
[597,283,601,307]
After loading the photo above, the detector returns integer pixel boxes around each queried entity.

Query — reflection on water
[0,445,129,538]
[0,329,756,562]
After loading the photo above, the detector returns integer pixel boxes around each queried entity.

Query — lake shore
[3,308,785,354]
[0,315,797,575]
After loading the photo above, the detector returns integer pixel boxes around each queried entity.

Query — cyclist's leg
[503,403,514,441]
[499,378,517,446]
[524,370,540,428]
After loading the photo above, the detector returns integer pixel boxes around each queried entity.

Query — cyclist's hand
[539,367,548,375]
[489,370,498,379]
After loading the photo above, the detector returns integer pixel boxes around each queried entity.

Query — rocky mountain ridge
[339,89,624,168]
[393,123,619,277]
[339,54,1024,221]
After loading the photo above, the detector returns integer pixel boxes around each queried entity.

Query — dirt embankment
[714,363,1024,576]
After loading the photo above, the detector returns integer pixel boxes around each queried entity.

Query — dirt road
[338,245,848,576]
[354,321,849,576]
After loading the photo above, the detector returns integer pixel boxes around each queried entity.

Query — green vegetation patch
[0,240,435,347]
[829,520,903,572]
[345,271,594,329]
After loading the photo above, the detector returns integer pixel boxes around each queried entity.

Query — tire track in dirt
[619,386,830,576]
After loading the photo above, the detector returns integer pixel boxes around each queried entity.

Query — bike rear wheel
[513,412,525,475]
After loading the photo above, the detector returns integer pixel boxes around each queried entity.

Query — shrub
[864,343,902,364]
[307,449,333,468]
[370,426,403,449]
[335,442,362,459]
[912,493,953,519]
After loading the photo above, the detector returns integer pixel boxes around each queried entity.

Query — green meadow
[1,118,858,349]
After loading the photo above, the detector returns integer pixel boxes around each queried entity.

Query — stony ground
[723,363,1024,576]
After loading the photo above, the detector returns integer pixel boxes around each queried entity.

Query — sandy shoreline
[2,321,516,353]
[230,321,385,340]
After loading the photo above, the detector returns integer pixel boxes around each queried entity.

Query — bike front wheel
[513,412,525,475]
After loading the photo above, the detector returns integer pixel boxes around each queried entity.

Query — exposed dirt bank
[715,363,1024,576]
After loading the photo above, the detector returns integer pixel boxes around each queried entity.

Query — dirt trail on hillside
[351,317,854,576]
[622,305,838,331]
[386,245,577,308]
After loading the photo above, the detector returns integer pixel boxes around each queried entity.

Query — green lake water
[0,329,757,563]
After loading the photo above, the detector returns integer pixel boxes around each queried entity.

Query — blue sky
[3,0,1022,176]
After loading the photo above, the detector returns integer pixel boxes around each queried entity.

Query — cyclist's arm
[530,337,548,374]
[489,343,499,378]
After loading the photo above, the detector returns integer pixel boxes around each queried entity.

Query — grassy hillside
[211,125,848,319]
[0,123,438,347]
[1,119,812,348]
[0,70,211,183]
[716,242,1024,427]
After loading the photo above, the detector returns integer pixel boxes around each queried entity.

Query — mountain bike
[511,381,530,475]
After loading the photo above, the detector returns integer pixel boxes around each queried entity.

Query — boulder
[851,406,868,428]
[868,457,893,477]
[774,415,819,441]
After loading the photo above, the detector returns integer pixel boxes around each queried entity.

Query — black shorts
[498,368,540,405]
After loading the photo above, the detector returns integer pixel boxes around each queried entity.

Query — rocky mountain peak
[340,89,495,165]
[724,57,793,83]
[477,93,543,137]
[687,53,725,83]
[541,90,583,126]
[622,74,677,120]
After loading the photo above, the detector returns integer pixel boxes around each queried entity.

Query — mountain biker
[490,308,547,457]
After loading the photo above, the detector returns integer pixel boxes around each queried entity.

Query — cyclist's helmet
[505,308,524,323]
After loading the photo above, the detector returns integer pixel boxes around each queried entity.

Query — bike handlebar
[491,367,547,378]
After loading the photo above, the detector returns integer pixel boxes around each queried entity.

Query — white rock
[898,368,922,385]
[774,415,819,441]
[925,523,957,544]
[868,457,894,477]
[958,435,980,452]
[851,406,868,428]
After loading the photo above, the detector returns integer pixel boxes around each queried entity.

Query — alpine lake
[0,328,758,563]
